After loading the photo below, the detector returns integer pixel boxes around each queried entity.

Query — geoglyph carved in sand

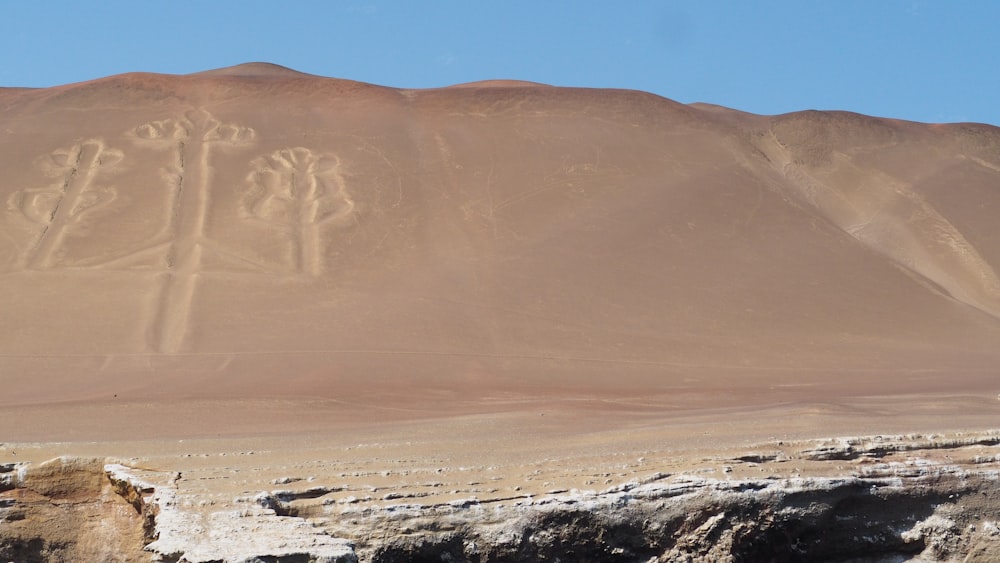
[7,139,124,270]
[244,147,356,276]
[4,109,356,353]
[128,109,258,353]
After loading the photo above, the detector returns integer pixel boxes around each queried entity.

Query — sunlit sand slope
[1,63,999,426]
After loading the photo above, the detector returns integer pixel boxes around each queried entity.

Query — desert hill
[3,63,1000,562]
[2,64,998,420]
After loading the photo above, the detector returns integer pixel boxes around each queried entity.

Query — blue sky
[2,1,997,125]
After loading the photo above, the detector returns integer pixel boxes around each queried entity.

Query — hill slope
[2,65,998,415]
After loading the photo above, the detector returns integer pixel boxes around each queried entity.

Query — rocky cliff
[4,431,1000,562]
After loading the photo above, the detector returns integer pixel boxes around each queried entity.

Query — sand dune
[2,63,1000,560]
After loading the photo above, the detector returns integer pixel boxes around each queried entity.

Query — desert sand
[2,63,1000,561]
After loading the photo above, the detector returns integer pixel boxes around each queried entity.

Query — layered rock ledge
[4,431,1000,562]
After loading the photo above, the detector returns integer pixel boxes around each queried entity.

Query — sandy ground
[5,391,1000,515]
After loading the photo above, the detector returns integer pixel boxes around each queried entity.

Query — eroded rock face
[0,457,150,562]
[348,473,1000,562]
[4,434,1000,562]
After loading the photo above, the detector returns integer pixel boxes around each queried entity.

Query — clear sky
[2,1,997,125]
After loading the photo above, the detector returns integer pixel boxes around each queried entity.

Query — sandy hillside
[2,63,1000,561]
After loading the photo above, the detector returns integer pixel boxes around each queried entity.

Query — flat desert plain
[2,63,1000,561]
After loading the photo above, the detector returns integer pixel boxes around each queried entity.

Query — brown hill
[1,64,999,439]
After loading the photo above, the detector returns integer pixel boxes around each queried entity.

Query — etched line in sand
[7,139,123,269]
[147,109,256,353]
[127,115,191,258]
[244,147,355,275]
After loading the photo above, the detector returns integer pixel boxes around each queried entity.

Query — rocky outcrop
[333,467,1000,562]
[4,433,1000,562]
[0,457,150,562]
